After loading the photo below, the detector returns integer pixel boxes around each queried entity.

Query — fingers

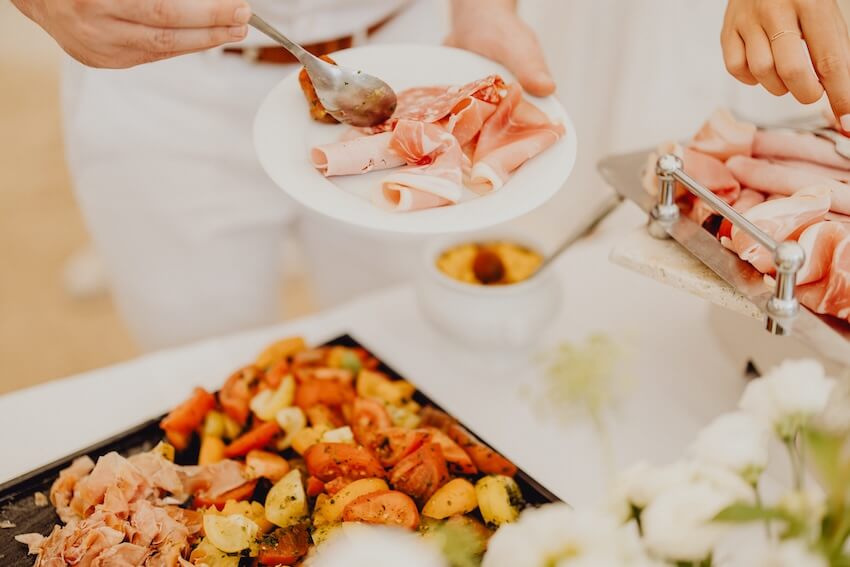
[115,0,251,28]
[799,0,850,131]
[490,28,555,97]
[741,27,789,96]
[762,10,822,103]
[722,28,758,85]
[114,20,247,55]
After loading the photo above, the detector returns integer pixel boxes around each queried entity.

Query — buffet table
[0,205,753,508]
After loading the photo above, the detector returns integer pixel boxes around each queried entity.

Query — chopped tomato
[342,489,420,530]
[304,443,385,482]
[418,406,455,430]
[224,421,280,458]
[448,424,517,476]
[306,476,325,497]
[160,387,216,434]
[165,428,193,452]
[350,398,392,445]
[718,219,733,240]
[291,348,328,370]
[263,359,289,389]
[246,450,290,482]
[324,476,352,495]
[354,347,380,370]
[294,378,355,410]
[305,404,345,429]
[367,428,429,468]
[220,366,261,426]
[389,443,449,504]
[193,479,258,510]
[258,525,310,566]
[424,428,477,475]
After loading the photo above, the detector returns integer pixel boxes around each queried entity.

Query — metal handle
[650,154,805,334]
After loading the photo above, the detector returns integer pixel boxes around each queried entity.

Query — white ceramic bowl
[416,232,563,350]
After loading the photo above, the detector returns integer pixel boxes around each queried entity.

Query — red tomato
[424,428,477,475]
[718,219,733,240]
[224,421,280,458]
[246,450,290,482]
[354,347,380,370]
[304,443,386,482]
[305,404,345,429]
[448,424,517,477]
[263,359,289,389]
[258,525,310,566]
[160,387,216,434]
[220,366,261,426]
[193,480,258,510]
[306,476,325,497]
[294,378,355,410]
[342,490,420,530]
[291,348,328,370]
[324,476,352,495]
[389,443,449,504]
[367,428,429,468]
[350,398,392,445]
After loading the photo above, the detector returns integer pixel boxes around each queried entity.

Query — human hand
[12,0,251,68]
[445,0,556,97]
[722,0,850,131]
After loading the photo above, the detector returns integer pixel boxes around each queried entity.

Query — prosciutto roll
[753,129,850,171]
[689,108,756,161]
[311,132,405,177]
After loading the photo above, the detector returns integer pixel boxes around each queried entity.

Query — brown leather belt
[223,13,396,64]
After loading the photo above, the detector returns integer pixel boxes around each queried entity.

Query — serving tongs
[598,150,850,367]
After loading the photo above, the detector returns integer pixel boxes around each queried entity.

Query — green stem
[786,435,803,490]
[755,484,771,539]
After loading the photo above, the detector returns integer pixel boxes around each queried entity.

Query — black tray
[0,334,559,566]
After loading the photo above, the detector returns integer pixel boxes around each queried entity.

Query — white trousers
[62,0,446,351]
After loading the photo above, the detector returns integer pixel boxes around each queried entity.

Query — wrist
[451,0,515,19]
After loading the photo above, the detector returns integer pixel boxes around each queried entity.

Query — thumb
[492,29,555,97]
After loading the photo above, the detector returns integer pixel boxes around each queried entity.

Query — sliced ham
[798,236,850,320]
[376,120,464,211]
[689,108,756,160]
[442,97,498,147]
[752,129,850,171]
[723,185,831,274]
[182,459,248,500]
[470,83,565,192]
[50,455,95,524]
[310,132,405,176]
[797,221,849,285]
[70,452,150,519]
[366,75,507,134]
[772,159,850,183]
[642,144,740,201]
[726,155,850,215]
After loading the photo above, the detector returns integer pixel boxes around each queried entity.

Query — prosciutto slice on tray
[644,107,850,324]
[309,74,565,212]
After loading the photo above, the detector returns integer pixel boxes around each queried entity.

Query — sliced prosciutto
[725,156,850,215]
[796,221,849,285]
[689,108,756,161]
[366,75,507,134]
[722,185,831,274]
[752,129,850,171]
[375,120,465,211]
[771,159,850,183]
[311,132,405,176]
[798,236,850,320]
[442,97,498,148]
[470,84,565,192]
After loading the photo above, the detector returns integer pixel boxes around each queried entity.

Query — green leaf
[713,503,789,524]
[803,428,845,495]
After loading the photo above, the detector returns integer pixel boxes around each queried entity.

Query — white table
[0,205,752,508]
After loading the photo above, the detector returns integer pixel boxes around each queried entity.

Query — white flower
[815,377,850,434]
[739,359,836,439]
[778,488,827,539]
[688,412,770,483]
[641,465,755,563]
[308,524,447,567]
[483,504,658,567]
[719,539,827,567]
[612,461,692,513]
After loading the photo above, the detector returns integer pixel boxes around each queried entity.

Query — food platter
[0,335,559,567]
[253,44,577,234]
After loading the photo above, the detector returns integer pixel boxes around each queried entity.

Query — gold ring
[769,30,802,42]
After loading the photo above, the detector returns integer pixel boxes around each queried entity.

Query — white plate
[253,44,577,235]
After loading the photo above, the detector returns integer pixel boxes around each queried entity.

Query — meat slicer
[598,149,850,369]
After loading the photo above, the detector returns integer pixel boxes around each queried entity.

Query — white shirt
[243,0,411,45]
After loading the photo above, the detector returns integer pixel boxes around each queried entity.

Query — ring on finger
[769,30,802,42]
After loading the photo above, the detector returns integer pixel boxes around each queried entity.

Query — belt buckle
[241,46,261,63]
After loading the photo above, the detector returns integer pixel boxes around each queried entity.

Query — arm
[722,0,850,131]
[446,0,556,97]
[10,0,251,69]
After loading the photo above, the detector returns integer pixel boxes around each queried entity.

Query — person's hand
[445,0,555,97]
[11,0,251,68]
[721,0,850,130]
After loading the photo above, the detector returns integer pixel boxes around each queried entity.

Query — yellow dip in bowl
[436,241,543,286]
